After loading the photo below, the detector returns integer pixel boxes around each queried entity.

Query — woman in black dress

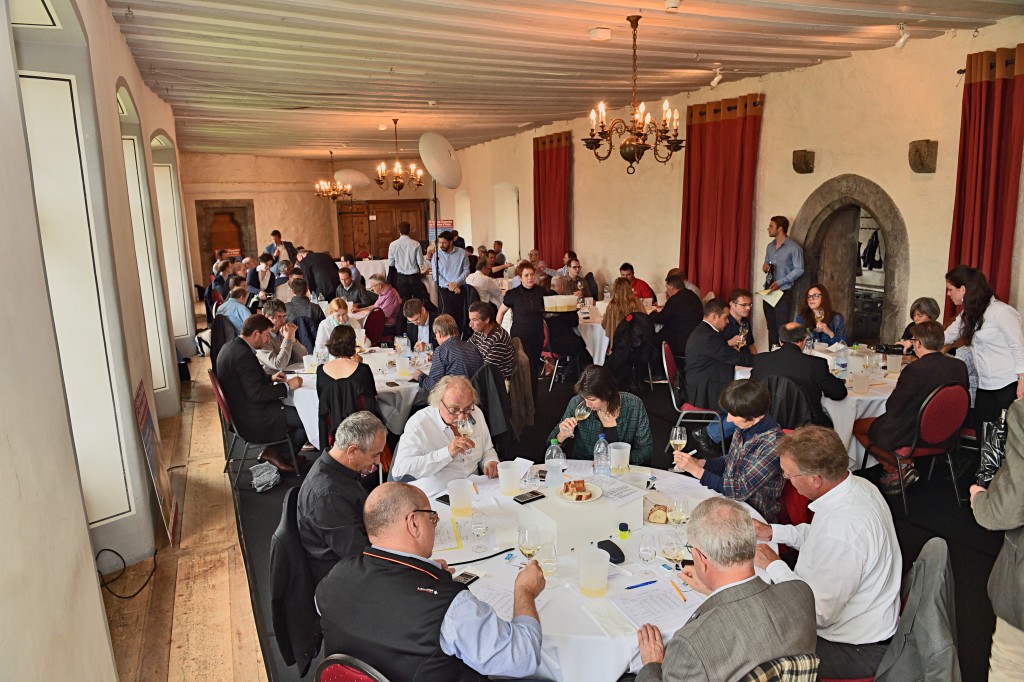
[316,325,379,449]
[498,261,550,394]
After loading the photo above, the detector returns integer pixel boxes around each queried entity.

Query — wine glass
[660,533,686,571]
[470,511,489,553]
[564,402,591,440]
[637,533,658,577]
[537,537,559,581]
[455,418,474,458]
[518,526,541,560]
[668,426,688,473]
[667,498,689,526]
[737,322,749,351]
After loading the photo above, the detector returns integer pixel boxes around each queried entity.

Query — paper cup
[498,461,520,496]
[447,479,473,517]
[609,443,631,475]
[578,548,610,597]
[850,371,870,394]
[302,354,317,373]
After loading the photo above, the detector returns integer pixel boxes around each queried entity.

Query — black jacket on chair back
[317,549,485,682]
[750,343,847,427]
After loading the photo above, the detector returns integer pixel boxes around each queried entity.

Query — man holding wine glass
[723,289,757,354]
[392,376,499,497]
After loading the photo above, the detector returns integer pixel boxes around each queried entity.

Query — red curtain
[533,131,573,265]
[679,94,764,299]
[946,44,1024,322]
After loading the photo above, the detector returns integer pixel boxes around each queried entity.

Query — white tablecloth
[353,258,388,281]
[823,377,896,470]
[430,461,773,682]
[500,308,611,366]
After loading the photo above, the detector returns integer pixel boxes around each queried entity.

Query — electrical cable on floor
[96,547,158,599]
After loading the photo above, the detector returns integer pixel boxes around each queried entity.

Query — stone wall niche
[791,174,909,343]
[195,199,257,274]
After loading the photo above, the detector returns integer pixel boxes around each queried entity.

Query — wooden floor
[102,351,268,681]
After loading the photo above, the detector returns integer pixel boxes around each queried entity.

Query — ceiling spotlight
[664,0,682,10]
[589,27,612,41]
[710,69,723,88]
[895,23,910,49]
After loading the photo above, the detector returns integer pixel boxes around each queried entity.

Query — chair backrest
[363,308,385,346]
[293,315,318,351]
[915,383,970,449]
[757,375,815,430]
[779,480,814,526]
[317,654,390,682]
[585,271,599,299]
[740,653,819,681]
[662,341,682,411]
[207,368,233,428]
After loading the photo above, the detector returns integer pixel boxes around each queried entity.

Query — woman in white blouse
[314,297,362,354]
[944,265,1024,425]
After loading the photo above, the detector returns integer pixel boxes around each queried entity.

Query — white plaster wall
[437,16,1024,343]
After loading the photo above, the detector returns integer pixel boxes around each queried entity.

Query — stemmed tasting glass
[565,402,591,439]
[470,511,489,553]
[455,417,474,459]
[737,321,749,350]
[518,526,541,560]
[637,533,658,578]
[660,533,686,571]
[668,426,688,473]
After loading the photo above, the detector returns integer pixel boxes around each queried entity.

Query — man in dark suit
[684,298,751,410]
[296,249,341,299]
[854,320,969,494]
[651,274,703,358]
[216,314,306,471]
[635,497,817,681]
[751,321,848,426]
[397,298,439,349]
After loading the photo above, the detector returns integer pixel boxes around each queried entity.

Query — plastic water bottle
[835,343,849,379]
[593,434,611,478]
[603,284,611,301]
[544,439,566,488]
[400,334,411,357]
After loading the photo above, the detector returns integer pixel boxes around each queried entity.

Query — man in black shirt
[297,411,387,584]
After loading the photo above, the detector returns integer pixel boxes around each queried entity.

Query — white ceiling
[100,0,1023,160]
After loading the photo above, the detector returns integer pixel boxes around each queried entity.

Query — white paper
[608,581,703,632]
[512,457,534,479]
[469,474,501,500]
[433,518,461,552]
[756,288,784,307]
[471,583,549,622]
[598,478,648,506]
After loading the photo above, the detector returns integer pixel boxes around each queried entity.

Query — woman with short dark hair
[672,380,785,522]
[898,297,941,352]
[498,261,551,394]
[549,365,652,465]
[317,325,379,449]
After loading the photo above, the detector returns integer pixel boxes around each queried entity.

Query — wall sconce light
[710,69,723,88]
[895,23,910,49]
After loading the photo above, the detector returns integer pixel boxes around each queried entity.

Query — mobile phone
[513,490,545,505]
[452,571,480,586]
[435,494,450,506]
[538,470,548,482]
[386,381,400,387]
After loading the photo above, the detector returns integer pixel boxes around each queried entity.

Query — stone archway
[791,174,909,343]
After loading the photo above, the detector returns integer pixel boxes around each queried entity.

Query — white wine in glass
[668,426,688,473]
[574,402,592,421]
[470,511,489,553]
[518,527,541,560]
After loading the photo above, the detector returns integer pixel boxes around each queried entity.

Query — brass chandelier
[582,15,684,174]
[375,119,424,194]
[313,150,352,202]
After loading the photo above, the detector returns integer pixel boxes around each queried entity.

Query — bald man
[316,483,545,680]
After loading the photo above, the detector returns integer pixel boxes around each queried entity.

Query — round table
[823,377,896,470]
[499,308,612,366]
[430,461,774,682]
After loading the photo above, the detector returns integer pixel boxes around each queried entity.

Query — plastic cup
[302,354,317,372]
[578,547,611,597]
[396,356,411,377]
[498,461,520,496]
[447,479,474,517]
[850,371,870,394]
[609,443,631,476]
[355,328,366,347]
[887,354,904,374]
[584,297,594,308]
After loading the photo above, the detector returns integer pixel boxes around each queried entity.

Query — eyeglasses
[733,302,753,308]
[807,293,822,300]
[782,471,813,480]
[410,509,439,525]
[441,400,475,417]
[909,337,920,343]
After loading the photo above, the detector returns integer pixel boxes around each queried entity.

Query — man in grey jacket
[971,399,1024,681]
[635,497,816,681]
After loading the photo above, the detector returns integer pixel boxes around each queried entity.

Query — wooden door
[366,199,429,256]
[209,212,242,254]
[337,203,370,258]
[810,204,860,339]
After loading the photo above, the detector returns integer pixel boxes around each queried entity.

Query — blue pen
[625,580,658,590]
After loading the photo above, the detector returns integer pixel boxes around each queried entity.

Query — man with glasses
[392,375,498,497]
[364,273,402,330]
[255,299,308,373]
[852,320,969,495]
[722,288,757,354]
[563,258,590,299]
[752,426,901,680]
[335,267,377,309]
[412,314,483,394]
[317,482,545,680]
[635,497,816,681]
[297,412,386,584]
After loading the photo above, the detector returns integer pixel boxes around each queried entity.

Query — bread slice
[573,490,593,501]
[562,479,586,494]
[647,504,669,524]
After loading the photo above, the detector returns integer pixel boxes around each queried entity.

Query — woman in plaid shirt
[673,380,785,522]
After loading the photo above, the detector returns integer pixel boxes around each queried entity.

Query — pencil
[670,580,687,602]
[472,483,478,494]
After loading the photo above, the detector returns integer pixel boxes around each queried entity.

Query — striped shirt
[470,325,516,379]
[421,337,484,391]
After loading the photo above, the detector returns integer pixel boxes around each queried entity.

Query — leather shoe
[691,427,722,459]
[258,447,295,472]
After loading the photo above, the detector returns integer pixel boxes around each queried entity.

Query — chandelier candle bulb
[599,101,606,125]
[590,109,597,132]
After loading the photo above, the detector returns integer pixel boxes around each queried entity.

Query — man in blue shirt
[216,286,252,333]
[762,215,804,349]
[431,230,470,331]
[413,314,483,395]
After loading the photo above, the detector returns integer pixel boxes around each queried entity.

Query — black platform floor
[233,380,1002,681]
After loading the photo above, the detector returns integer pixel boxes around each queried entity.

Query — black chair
[209,313,236,376]
[608,312,656,392]
[316,654,391,682]
[270,488,322,677]
[756,375,815,430]
[208,368,301,488]
[662,342,726,457]
[585,271,600,301]
[543,317,586,391]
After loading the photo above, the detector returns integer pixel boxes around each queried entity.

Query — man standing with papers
[761,215,803,349]
[635,498,816,681]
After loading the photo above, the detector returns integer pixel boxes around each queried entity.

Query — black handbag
[976,409,1008,487]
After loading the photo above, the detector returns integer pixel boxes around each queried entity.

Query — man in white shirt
[466,262,504,307]
[391,375,498,497]
[753,426,901,679]
[387,221,425,301]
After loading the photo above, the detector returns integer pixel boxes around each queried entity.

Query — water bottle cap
[598,434,606,440]
[619,523,628,532]
[550,439,558,445]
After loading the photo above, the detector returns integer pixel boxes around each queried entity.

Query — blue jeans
[705,418,736,443]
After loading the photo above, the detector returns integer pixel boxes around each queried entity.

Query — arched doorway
[791,174,909,343]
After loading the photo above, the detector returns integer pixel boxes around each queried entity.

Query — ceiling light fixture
[710,68,723,88]
[375,119,423,195]
[895,23,910,49]
[582,15,684,174]
[313,150,352,203]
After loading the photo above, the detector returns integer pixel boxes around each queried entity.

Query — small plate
[556,483,604,503]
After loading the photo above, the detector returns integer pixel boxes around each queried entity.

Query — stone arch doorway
[791,174,909,343]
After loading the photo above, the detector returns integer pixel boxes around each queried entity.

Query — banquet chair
[356,251,370,260]
[208,368,301,488]
[543,318,583,391]
[863,383,969,515]
[739,653,819,681]
[316,654,390,682]
[662,342,726,457]
[363,308,385,346]
[271,488,322,677]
